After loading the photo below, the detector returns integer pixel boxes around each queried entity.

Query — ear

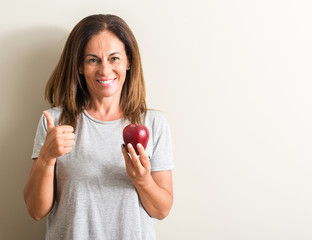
[79,66,83,74]
[126,57,131,70]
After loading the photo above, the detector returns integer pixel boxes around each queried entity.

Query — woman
[24,14,174,240]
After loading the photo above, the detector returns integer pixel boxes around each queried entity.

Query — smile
[96,78,116,86]
[98,80,113,84]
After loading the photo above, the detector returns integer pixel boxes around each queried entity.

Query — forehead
[84,31,126,54]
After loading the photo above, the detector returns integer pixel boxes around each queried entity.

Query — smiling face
[81,31,130,103]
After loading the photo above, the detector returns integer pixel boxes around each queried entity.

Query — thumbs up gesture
[39,111,75,166]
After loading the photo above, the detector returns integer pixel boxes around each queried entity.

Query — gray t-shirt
[32,107,174,240]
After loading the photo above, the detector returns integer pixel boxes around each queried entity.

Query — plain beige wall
[1,0,312,239]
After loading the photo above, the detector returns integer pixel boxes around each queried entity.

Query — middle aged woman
[24,14,174,239]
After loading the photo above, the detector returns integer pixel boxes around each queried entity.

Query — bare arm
[122,143,174,220]
[135,171,173,220]
[23,111,75,220]
[23,157,56,220]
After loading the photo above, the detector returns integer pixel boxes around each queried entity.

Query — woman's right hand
[39,111,75,166]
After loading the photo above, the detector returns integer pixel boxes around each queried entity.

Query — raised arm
[23,111,75,220]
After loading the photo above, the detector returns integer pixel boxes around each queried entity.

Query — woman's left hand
[121,142,174,220]
[121,143,151,186]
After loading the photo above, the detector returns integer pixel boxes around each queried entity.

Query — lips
[96,78,116,86]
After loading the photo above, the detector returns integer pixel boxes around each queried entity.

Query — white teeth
[98,80,113,84]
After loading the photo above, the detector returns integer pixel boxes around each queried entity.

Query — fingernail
[127,143,133,149]
[137,143,142,148]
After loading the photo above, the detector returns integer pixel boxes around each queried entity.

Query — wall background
[0,0,311,239]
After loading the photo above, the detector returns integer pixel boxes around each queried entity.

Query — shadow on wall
[0,27,68,239]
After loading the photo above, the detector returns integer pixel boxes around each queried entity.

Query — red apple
[123,124,149,155]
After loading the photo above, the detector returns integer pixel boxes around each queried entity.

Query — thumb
[43,111,55,129]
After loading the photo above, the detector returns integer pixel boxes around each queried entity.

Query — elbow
[155,213,168,221]
[24,198,48,221]
[154,208,171,220]
[26,205,46,221]
[31,214,43,221]
[24,194,42,221]
[24,190,50,221]
[29,206,49,221]
[155,196,174,220]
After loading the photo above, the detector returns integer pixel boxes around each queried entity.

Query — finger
[137,143,151,170]
[127,143,143,170]
[43,111,55,129]
[63,139,75,147]
[62,146,73,155]
[57,131,75,141]
[63,133,75,140]
[121,144,134,169]
[56,125,74,133]
[121,144,131,162]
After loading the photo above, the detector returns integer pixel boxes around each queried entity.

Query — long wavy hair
[45,14,147,130]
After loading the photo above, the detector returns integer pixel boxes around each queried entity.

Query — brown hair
[45,14,147,130]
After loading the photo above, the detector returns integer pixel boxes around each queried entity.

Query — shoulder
[45,106,62,115]
[144,110,171,134]
[144,110,169,125]
[42,106,63,126]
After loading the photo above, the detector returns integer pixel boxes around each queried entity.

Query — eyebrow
[85,52,121,58]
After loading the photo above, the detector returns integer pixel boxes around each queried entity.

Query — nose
[98,60,112,76]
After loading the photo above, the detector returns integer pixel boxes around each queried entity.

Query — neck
[86,96,123,121]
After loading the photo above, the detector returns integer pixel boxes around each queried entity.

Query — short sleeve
[31,113,48,159]
[147,112,174,172]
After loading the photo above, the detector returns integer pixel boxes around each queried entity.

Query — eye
[110,56,120,62]
[88,58,99,63]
